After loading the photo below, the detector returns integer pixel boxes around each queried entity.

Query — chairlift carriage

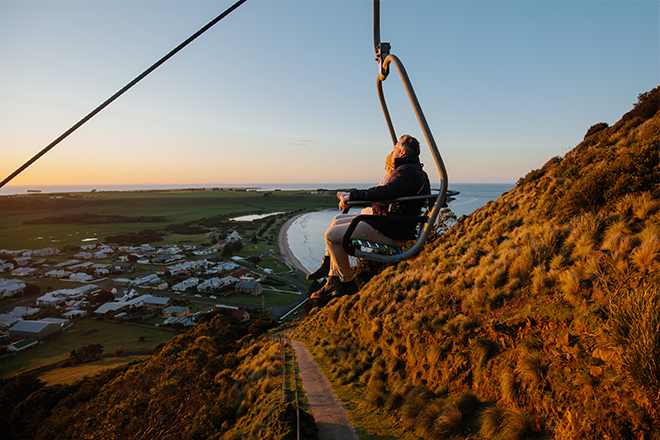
[340,0,458,264]
[0,0,457,265]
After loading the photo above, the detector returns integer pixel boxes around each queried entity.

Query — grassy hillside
[0,313,317,440]
[293,87,659,439]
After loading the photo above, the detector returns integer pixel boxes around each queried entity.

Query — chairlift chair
[340,0,458,264]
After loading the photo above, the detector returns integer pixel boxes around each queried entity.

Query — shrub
[584,122,609,139]
[630,226,660,274]
[499,408,537,440]
[434,404,464,437]
[607,284,660,399]
[519,351,544,389]
[500,371,517,404]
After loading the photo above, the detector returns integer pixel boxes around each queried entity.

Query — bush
[607,285,660,399]
[584,122,609,139]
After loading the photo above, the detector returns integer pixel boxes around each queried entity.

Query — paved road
[290,340,359,440]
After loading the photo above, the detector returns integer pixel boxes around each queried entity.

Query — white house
[0,260,15,273]
[9,306,39,318]
[70,272,93,282]
[0,314,22,329]
[36,292,67,307]
[45,269,71,279]
[226,231,242,243]
[0,279,26,298]
[11,267,36,277]
[94,302,128,315]
[63,310,87,319]
[33,247,60,256]
[172,277,200,292]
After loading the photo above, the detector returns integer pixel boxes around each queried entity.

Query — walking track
[290,340,359,440]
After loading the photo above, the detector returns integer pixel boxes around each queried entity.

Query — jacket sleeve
[349,165,421,202]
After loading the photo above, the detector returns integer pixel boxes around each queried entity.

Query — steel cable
[0,0,247,188]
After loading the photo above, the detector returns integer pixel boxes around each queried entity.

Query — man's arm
[349,165,421,202]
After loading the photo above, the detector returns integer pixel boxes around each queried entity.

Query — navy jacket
[349,156,431,241]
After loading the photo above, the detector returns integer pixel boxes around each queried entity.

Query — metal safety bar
[345,0,449,263]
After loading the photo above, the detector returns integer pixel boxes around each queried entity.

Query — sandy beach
[278,213,310,275]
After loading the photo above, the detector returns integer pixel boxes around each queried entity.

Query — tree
[114,347,125,358]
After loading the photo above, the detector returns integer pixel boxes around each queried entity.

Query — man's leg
[307,213,359,280]
[325,220,397,282]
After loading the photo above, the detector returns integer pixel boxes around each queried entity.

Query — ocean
[286,183,515,273]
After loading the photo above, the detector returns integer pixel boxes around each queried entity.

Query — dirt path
[290,340,359,440]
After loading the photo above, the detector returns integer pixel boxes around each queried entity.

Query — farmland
[0,188,339,250]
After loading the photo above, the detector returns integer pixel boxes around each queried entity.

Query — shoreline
[278,213,310,275]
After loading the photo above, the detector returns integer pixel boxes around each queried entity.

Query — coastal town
[0,228,309,358]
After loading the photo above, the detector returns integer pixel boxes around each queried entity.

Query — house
[172,277,200,292]
[0,260,15,273]
[0,279,26,298]
[94,302,128,315]
[163,306,189,318]
[226,231,242,243]
[130,273,160,287]
[63,310,87,319]
[14,257,31,266]
[129,295,170,310]
[68,262,95,271]
[231,309,250,322]
[11,267,36,277]
[36,292,67,307]
[235,280,263,296]
[0,314,22,329]
[45,269,72,279]
[164,315,193,327]
[111,263,133,273]
[36,285,99,307]
[69,272,93,282]
[32,247,60,256]
[8,337,38,353]
[144,296,170,309]
[8,320,64,341]
[9,306,39,318]
[230,268,251,279]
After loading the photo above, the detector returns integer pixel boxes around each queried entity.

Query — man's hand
[337,192,350,211]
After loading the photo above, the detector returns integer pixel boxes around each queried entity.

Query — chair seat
[349,239,404,255]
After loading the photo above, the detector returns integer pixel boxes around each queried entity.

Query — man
[310,134,431,299]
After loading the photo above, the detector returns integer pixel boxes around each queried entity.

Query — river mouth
[230,212,284,222]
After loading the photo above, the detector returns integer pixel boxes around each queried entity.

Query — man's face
[393,140,407,159]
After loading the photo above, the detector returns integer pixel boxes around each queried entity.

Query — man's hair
[399,134,420,157]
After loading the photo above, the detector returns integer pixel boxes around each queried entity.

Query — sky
[0,0,658,193]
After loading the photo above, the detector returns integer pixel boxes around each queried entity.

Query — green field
[0,189,338,250]
[1,319,176,377]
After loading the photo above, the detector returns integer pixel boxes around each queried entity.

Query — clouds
[287,140,315,147]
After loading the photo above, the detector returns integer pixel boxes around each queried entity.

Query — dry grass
[631,225,660,273]
[290,112,660,439]
[500,371,517,404]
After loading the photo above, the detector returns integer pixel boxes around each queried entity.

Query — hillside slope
[293,87,659,439]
